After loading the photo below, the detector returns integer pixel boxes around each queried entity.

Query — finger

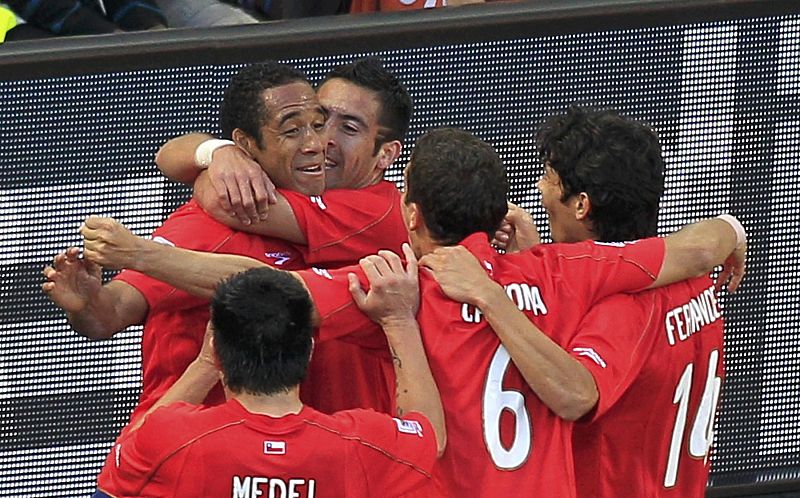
[249,174,272,220]
[211,179,234,216]
[264,174,278,206]
[223,179,249,225]
[65,247,81,261]
[727,266,745,294]
[715,266,732,293]
[348,273,368,307]
[83,256,102,275]
[83,216,104,229]
[418,252,440,271]
[359,257,383,282]
[234,175,259,223]
[377,250,404,274]
[43,266,56,280]
[402,243,418,279]
[42,281,55,293]
[368,254,393,277]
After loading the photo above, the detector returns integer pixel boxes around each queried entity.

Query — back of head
[406,128,508,245]
[325,57,413,147]
[537,106,665,241]
[211,268,313,396]
[220,61,309,145]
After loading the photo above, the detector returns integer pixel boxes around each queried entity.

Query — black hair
[405,128,507,245]
[220,61,309,148]
[211,268,313,396]
[537,106,665,241]
[324,57,413,153]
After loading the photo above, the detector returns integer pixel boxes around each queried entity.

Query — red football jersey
[114,200,306,421]
[282,180,407,267]
[571,276,724,498]
[97,399,437,497]
[283,181,406,414]
[300,233,666,497]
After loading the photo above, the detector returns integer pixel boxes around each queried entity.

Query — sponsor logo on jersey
[264,440,286,455]
[573,347,607,368]
[265,252,292,266]
[393,417,424,437]
[311,267,333,280]
[151,236,175,246]
[309,195,327,210]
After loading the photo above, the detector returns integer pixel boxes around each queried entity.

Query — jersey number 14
[664,349,722,488]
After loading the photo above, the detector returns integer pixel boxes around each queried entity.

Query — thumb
[348,273,367,307]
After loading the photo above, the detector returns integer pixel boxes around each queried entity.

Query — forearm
[132,240,268,298]
[655,218,739,288]
[382,319,446,456]
[129,357,219,431]
[155,133,214,184]
[477,286,598,421]
[66,281,145,340]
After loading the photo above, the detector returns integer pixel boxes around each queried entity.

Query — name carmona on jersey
[233,476,316,498]
[461,282,548,323]
[665,284,722,346]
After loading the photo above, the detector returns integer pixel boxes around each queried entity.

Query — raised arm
[655,214,746,292]
[42,247,148,340]
[421,246,596,421]
[348,245,446,457]
[155,133,216,184]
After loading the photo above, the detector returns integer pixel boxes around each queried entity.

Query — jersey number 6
[483,345,532,470]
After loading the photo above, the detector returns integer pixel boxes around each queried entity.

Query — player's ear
[376,141,402,171]
[232,128,257,156]
[575,192,592,221]
[405,201,421,231]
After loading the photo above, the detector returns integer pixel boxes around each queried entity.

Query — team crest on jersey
[309,195,327,210]
[263,440,286,455]
[393,418,424,437]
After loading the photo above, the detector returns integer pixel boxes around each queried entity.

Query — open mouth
[324,157,338,169]
[298,164,323,173]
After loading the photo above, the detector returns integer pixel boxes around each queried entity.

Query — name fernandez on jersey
[462,282,548,323]
[233,476,316,498]
[665,284,722,346]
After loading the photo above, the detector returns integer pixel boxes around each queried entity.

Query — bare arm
[79,216,320,323]
[194,174,306,243]
[156,134,278,226]
[129,324,220,431]
[655,216,746,292]
[42,247,148,340]
[421,246,595,421]
[349,245,446,456]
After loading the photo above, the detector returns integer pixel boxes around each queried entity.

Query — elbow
[435,430,447,458]
[553,387,598,422]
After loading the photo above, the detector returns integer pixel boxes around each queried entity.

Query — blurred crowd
[0,0,500,43]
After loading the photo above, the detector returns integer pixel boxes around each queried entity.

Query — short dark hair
[211,268,313,396]
[220,61,309,147]
[405,128,507,245]
[324,57,413,153]
[537,106,665,241]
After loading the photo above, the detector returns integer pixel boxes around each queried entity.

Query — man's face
[537,164,583,243]
[249,81,326,196]
[317,78,386,190]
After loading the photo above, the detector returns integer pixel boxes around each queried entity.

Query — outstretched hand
[42,246,103,312]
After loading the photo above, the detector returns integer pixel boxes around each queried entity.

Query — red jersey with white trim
[97,399,437,497]
[350,0,445,13]
[283,181,405,414]
[283,181,406,267]
[113,200,306,421]
[571,276,724,498]
[300,233,666,497]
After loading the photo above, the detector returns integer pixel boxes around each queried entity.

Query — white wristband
[716,214,746,249]
[194,139,235,169]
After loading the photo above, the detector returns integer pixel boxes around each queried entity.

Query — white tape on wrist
[716,214,746,249]
[194,139,235,169]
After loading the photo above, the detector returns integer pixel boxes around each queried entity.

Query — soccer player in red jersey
[422,108,742,497]
[78,128,744,498]
[155,58,414,414]
[94,265,445,498]
[43,61,328,424]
